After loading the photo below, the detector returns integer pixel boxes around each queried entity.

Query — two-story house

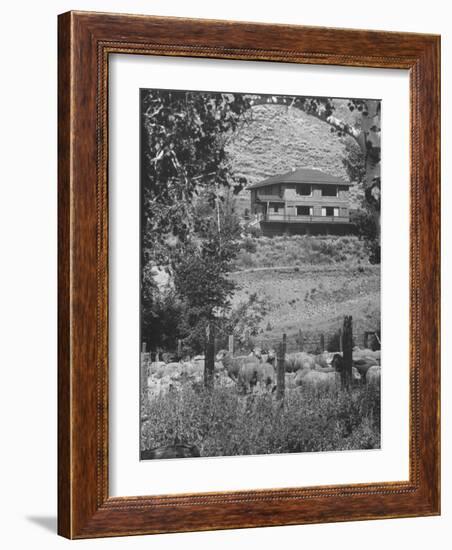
[247,168,352,236]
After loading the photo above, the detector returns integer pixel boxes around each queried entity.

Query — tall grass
[233,235,369,271]
[141,384,380,457]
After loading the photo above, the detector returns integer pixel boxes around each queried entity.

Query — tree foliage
[349,209,380,264]
[173,195,241,331]
[140,90,250,351]
[141,89,250,266]
[342,139,366,186]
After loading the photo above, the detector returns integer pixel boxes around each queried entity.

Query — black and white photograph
[139,88,382,460]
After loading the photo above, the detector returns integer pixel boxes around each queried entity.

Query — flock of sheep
[144,346,381,397]
[284,348,381,393]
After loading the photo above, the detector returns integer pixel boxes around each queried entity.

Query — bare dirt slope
[230,265,380,342]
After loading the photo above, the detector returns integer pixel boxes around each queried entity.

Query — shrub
[368,240,381,264]
[141,384,381,456]
[327,330,342,352]
[246,225,263,238]
[241,237,257,254]
[236,250,255,268]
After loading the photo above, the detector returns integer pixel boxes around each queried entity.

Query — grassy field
[229,235,380,344]
[141,384,381,457]
[234,234,370,268]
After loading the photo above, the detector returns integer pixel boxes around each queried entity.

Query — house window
[258,185,274,196]
[270,202,281,213]
[321,186,338,197]
[297,205,312,216]
[322,206,336,216]
[297,184,311,196]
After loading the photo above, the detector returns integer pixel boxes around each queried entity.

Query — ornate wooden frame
[58,11,440,539]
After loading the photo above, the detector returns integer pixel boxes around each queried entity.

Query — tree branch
[322,114,361,141]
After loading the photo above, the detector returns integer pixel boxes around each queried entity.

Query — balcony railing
[262,213,349,223]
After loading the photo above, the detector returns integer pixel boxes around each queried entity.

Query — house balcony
[255,194,284,202]
[256,194,348,204]
[262,213,350,224]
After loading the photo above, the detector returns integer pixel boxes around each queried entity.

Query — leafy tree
[140,90,250,361]
[142,194,242,356]
[141,89,250,266]
[173,197,240,325]
[350,209,377,240]
[342,139,366,186]
[141,274,185,352]
[217,292,270,350]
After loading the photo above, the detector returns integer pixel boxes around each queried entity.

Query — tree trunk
[276,334,286,401]
[204,322,215,390]
[341,316,353,390]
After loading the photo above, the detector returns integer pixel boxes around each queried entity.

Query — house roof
[246,168,350,189]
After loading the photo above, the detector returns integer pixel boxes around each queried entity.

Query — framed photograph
[58,11,440,538]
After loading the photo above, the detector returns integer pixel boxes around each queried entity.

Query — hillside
[233,234,369,269]
[230,265,380,344]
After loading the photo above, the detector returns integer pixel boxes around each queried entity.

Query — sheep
[314,352,331,369]
[293,368,312,387]
[285,352,316,372]
[299,369,341,390]
[285,372,298,390]
[220,351,259,382]
[252,347,276,365]
[330,354,363,384]
[219,350,277,393]
[366,365,381,386]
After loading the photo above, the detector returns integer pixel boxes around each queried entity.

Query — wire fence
[216,329,380,356]
[141,326,380,362]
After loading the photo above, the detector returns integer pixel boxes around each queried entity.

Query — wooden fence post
[177,339,182,359]
[245,329,252,351]
[320,333,325,352]
[341,316,353,390]
[228,334,234,355]
[276,333,286,400]
[374,332,381,346]
[364,332,369,349]
[204,322,215,390]
[297,329,304,351]
[140,343,147,388]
